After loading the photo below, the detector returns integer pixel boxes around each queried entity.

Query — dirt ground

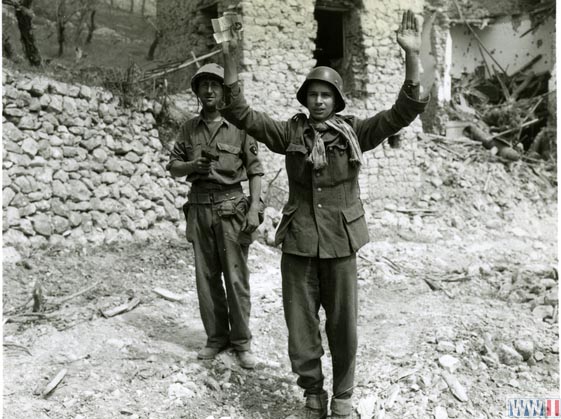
[3,175,559,419]
[3,141,560,419]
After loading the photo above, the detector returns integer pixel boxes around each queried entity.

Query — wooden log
[152,287,185,302]
[41,368,67,398]
[100,297,140,318]
[498,146,520,161]
[53,281,100,305]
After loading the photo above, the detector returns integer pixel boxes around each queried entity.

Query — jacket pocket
[274,203,298,246]
[217,142,241,154]
[285,143,308,180]
[342,201,369,251]
[216,142,242,176]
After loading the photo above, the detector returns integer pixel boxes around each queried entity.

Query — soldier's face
[306,81,336,122]
[197,77,224,110]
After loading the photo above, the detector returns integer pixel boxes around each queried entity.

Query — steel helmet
[296,66,346,112]
[190,63,225,93]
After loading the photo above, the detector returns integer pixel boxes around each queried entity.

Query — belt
[188,183,243,204]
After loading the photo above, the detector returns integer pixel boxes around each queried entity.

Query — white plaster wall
[449,15,555,77]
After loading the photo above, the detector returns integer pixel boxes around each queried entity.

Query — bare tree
[145,18,161,61]
[2,0,42,65]
[85,9,96,44]
[147,29,162,61]
[56,0,67,56]
[73,0,98,44]
[3,33,15,60]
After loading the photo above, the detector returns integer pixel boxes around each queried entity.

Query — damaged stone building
[156,0,556,209]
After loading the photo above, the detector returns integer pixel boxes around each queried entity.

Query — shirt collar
[195,112,230,128]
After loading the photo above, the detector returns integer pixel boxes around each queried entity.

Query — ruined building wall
[423,0,556,133]
[157,0,430,212]
[156,0,225,91]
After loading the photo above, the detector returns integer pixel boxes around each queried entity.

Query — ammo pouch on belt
[216,198,240,217]
[182,197,265,225]
[216,196,265,223]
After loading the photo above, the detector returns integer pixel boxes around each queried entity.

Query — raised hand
[396,10,421,55]
[221,37,238,56]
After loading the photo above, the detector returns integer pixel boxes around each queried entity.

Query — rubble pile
[443,62,555,162]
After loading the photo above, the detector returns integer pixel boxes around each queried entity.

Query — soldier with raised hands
[220,9,429,418]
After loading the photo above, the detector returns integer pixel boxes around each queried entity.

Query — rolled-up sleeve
[354,84,430,152]
[165,124,190,171]
[242,133,264,177]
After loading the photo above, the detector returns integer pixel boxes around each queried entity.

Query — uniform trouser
[186,200,252,352]
[281,253,358,400]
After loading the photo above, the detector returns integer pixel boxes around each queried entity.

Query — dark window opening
[201,3,218,19]
[314,9,344,69]
[201,3,219,50]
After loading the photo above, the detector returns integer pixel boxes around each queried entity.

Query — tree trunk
[130,0,134,13]
[141,0,146,16]
[57,22,65,56]
[3,33,15,60]
[86,9,96,44]
[147,30,161,61]
[14,0,42,66]
[56,0,66,57]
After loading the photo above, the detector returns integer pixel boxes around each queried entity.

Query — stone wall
[2,68,189,251]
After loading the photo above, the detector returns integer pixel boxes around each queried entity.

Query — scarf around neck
[307,115,364,171]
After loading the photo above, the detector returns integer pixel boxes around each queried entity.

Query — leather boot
[304,391,328,419]
[331,397,353,419]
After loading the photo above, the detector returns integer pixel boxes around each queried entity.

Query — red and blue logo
[507,399,561,417]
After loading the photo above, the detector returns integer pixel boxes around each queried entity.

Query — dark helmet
[190,63,225,93]
[296,66,346,112]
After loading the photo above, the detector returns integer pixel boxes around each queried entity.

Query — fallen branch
[433,142,465,159]
[152,287,185,302]
[52,281,100,306]
[422,277,441,291]
[395,208,437,215]
[380,256,403,273]
[41,368,67,398]
[3,341,32,356]
[422,277,454,298]
[358,253,374,263]
[140,49,221,82]
[101,297,141,318]
[489,118,541,140]
[3,293,33,315]
[441,276,471,283]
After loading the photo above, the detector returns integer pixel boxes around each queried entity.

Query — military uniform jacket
[167,114,264,185]
[221,85,428,258]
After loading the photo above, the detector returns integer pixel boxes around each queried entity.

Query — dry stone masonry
[2,68,189,251]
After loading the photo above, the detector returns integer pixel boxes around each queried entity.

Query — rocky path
[3,204,558,419]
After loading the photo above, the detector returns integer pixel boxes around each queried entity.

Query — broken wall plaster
[449,14,554,78]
